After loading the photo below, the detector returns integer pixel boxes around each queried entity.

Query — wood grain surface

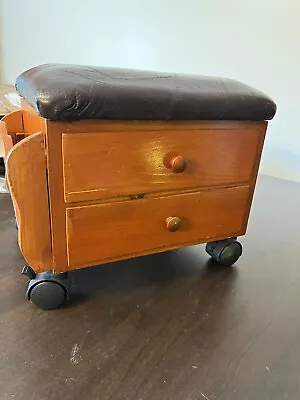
[1,110,23,136]
[21,100,47,135]
[0,175,300,400]
[5,132,52,272]
[0,110,24,156]
[0,121,13,157]
[62,127,263,202]
[45,121,68,272]
[66,186,250,269]
[57,119,266,133]
[42,117,265,273]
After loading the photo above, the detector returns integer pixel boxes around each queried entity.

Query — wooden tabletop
[0,174,299,400]
[0,84,19,116]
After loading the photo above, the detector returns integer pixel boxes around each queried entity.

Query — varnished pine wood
[66,186,250,269]
[0,110,24,148]
[1,110,24,135]
[62,127,262,203]
[5,132,52,272]
[242,124,267,233]
[0,121,13,157]
[1,135,14,157]
[21,100,47,135]
[57,119,266,133]
[12,103,267,274]
[45,121,69,272]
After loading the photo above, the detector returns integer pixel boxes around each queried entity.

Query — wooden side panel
[6,132,52,272]
[62,126,262,203]
[45,121,68,272]
[1,110,24,147]
[0,121,13,157]
[21,100,47,135]
[2,110,24,134]
[241,122,267,232]
[66,186,251,269]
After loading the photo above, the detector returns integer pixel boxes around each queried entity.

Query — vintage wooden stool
[0,64,276,309]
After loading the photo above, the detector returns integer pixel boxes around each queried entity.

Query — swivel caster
[205,238,242,266]
[22,266,69,310]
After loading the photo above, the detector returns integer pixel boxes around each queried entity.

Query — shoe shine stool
[0,64,276,310]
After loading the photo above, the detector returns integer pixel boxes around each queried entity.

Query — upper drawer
[62,126,262,202]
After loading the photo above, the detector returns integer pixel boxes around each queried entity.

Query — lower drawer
[66,186,251,268]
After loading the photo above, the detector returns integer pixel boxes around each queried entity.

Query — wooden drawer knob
[166,216,182,232]
[168,155,187,173]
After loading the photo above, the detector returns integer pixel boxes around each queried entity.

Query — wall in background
[0,0,299,181]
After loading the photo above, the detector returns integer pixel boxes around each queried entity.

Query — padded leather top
[16,64,276,122]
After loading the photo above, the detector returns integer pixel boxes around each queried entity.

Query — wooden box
[1,102,266,275]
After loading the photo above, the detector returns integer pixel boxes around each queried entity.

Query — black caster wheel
[29,281,67,310]
[22,267,69,310]
[205,238,242,267]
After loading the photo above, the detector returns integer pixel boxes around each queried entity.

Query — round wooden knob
[169,155,187,173]
[166,216,182,232]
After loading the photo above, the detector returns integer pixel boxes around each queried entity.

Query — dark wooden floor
[0,175,300,400]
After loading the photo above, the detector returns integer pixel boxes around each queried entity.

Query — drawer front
[62,127,261,202]
[66,186,251,268]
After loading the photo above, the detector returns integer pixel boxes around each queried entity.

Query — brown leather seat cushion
[15,64,276,122]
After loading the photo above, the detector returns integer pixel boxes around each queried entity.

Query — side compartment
[6,132,53,272]
[0,110,24,157]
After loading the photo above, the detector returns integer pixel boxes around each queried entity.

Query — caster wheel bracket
[22,265,36,280]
